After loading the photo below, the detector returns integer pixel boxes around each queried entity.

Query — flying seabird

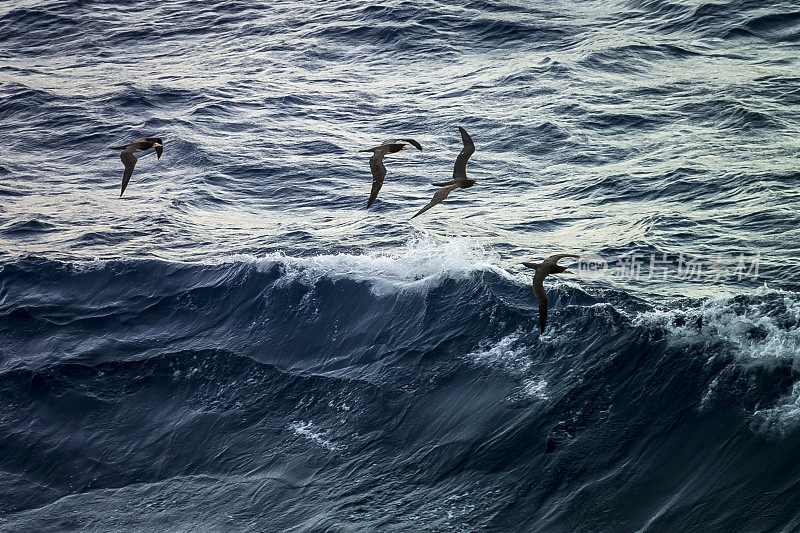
[411,126,476,219]
[109,137,164,196]
[360,138,422,208]
[522,254,580,334]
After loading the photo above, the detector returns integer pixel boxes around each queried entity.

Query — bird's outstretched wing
[532,268,549,333]
[367,147,390,208]
[397,138,422,151]
[547,254,580,263]
[144,137,163,159]
[411,184,458,219]
[453,127,475,182]
[369,138,421,152]
[120,150,137,197]
[537,295,548,334]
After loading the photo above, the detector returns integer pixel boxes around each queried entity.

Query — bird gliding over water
[110,137,164,196]
[522,254,580,334]
[360,138,422,208]
[411,126,476,219]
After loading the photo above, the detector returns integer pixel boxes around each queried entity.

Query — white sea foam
[469,331,532,375]
[246,235,511,296]
[752,381,800,435]
[467,331,549,399]
[635,287,800,363]
[522,378,549,400]
[637,287,800,429]
[288,420,343,451]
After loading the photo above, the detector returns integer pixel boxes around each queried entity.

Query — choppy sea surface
[2,0,800,531]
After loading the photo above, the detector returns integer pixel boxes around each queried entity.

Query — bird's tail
[359,148,374,152]
[109,146,126,150]
[522,262,542,270]
[431,180,456,187]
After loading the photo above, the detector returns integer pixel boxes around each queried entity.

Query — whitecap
[288,420,344,451]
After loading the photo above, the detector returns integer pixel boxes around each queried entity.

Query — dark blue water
[2,1,800,530]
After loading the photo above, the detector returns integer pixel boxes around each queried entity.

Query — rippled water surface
[2,1,800,531]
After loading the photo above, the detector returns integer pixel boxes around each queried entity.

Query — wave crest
[636,288,800,363]
[242,235,510,295]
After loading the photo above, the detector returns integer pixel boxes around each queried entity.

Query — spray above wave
[636,287,800,363]
[636,288,800,433]
[231,235,514,295]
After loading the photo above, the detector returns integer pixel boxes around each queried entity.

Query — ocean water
[2,0,800,530]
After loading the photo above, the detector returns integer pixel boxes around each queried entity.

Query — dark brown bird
[109,137,164,196]
[522,254,580,334]
[411,126,476,219]
[360,138,422,207]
